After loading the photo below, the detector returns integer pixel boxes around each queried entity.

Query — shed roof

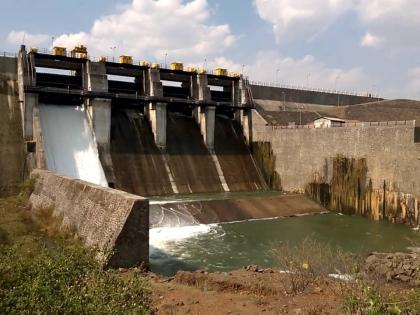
[314,116,346,122]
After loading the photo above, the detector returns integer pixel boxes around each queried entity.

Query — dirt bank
[150,267,343,314]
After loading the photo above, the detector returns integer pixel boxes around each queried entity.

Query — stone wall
[251,84,382,106]
[29,169,149,268]
[253,119,420,225]
[0,57,25,197]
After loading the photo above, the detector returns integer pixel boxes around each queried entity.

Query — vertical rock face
[0,57,25,197]
[306,155,420,226]
[252,142,282,190]
[29,169,149,268]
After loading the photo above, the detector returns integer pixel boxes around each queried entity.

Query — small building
[313,116,346,128]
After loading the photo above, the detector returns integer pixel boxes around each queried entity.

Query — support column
[18,45,37,141]
[242,109,253,145]
[193,73,214,149]
[199,106,216,150]
[232,79,241,108]
[84,61,114,185]
[148,102,167,149]
[85,62,112,146]
[146,68,166,149]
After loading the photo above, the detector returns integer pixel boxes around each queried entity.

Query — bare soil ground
[148,268,348,314]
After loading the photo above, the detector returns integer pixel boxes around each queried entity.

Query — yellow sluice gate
[119,55,133,64]
[170,62,184,71]
[53,46,67,56]
[214,68,228,76]
[71,45,88,59]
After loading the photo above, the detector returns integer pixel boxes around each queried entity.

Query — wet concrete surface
[111,109,174,196]
[214,117,266,192]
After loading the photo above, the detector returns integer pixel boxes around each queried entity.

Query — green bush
[0,240,151,314]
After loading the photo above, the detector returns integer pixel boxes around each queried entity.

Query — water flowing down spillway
[39,104,108,187]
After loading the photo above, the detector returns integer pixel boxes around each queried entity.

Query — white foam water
[150,224,217,247]
[39,104,108,187]
[149,224,222,260]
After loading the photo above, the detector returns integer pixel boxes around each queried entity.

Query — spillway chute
[38,104,108,187]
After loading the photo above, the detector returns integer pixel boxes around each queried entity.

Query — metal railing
[0,51,18,58]
[266,120,414,130]
[249,80,380,98]
[31,48,224,74]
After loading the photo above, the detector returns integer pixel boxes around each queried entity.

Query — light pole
[110,46,116,62]
[334,74,340,91]
[334,74,341,106]
[51,36,55,49]
[164,52,168,68]
[241,64,245,76]
[282,91,286,111]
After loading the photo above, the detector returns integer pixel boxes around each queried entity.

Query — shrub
[270,238,362,294]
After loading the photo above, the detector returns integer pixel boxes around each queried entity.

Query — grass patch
[0,184,151,314]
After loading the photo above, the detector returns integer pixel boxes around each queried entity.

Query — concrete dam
[0,46,329,267]
[4,44,416,269]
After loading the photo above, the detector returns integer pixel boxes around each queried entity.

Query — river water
[150,212,420,276]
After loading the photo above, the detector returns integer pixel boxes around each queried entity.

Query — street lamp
[164,52,168,68]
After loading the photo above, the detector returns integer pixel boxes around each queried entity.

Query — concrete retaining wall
[251,85,382,106]
[253,120,420,225]
[0,56,25,197]
[29,169,149,268]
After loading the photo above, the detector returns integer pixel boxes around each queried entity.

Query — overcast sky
[1,0,420,99]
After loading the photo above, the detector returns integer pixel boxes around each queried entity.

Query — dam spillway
[214,117,265,192]
[111,109,174,196]
[38,104,108,187]
[110,108,264,197]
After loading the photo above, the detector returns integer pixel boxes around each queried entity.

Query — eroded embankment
[0,57,25,197]
[214,117,266,191]
[307,155,420,226]
[150,194,324,227]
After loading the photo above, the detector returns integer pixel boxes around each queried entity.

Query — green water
[150,213,420,276]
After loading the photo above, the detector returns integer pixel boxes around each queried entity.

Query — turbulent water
[150,213,420,276]
[39,104,108,187]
